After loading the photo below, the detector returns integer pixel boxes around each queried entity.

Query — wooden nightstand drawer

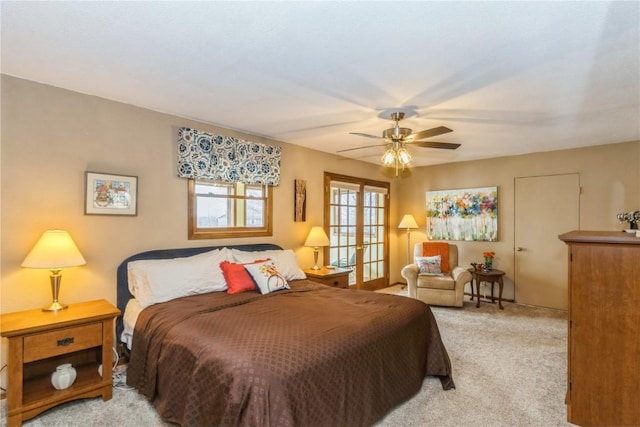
[24,323,103,363]
[304,267,352,289]
[321,275,349,288]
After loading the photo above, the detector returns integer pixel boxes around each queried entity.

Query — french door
[324,172,390,291]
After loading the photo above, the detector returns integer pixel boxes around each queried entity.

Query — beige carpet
[2,285,570,427]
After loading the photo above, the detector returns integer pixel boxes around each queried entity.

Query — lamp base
[43,301,68,312]
[44,270,68,311]
[311,247,322,270]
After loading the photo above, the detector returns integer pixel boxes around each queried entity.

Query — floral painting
[426,186,498,241]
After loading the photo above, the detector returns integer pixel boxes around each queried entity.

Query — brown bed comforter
[127,280,453,427]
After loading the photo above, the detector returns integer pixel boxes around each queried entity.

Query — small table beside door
[469,268,506,309]
[304,267,352,289]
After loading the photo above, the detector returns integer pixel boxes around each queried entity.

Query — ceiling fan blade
[406,126,453,141]
[349,132,384,140]
[336,143,388,153]
[408,141,461,150]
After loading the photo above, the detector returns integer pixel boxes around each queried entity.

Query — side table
[469,268,506,309]
[304,267,352,289]
[0,299,120,426]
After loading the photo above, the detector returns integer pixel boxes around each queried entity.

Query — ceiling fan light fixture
[381,149,396,165]
[397,148,412,165]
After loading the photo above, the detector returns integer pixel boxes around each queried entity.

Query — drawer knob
[57,337,75,346]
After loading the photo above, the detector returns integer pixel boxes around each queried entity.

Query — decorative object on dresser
[616,210,640,230]
[304,266,352,289]
[304,225,330,270]
[402,242,472,307]
[559,230,640,426]
[21,230,86,311]
[0,299,120,427]
[398,214,419,265]
[84,171,137,216]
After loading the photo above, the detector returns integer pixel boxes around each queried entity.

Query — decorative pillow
[416,255,444,276]
[421,242,450,273]
[243,260,290,295]
[127,248,232,308]
[231,249,306,280]
[220,259,267,294]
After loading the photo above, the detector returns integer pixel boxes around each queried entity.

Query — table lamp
[304,226,330,270]
[22,230,86,311]
[398,214,419,265]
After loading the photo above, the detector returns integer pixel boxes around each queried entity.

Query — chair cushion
[422,242,450,272]
[417,274,456,290]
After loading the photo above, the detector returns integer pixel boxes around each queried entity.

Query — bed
[116,243,454,427]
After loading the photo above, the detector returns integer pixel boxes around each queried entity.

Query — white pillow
[416,255,444,276]
[243,260,290,294]
[231,249,306,280]
[127,248,232,308]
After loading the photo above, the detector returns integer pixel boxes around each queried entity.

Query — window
[188,179,272,239]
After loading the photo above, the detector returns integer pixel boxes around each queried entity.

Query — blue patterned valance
[177,127,281,186]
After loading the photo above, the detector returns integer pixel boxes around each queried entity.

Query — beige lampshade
[304,226,330,247]
[22,230,86,269]
[398,214,418,229]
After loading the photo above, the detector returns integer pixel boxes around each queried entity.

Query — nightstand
[0,299,120,427]
[304,267,352,289]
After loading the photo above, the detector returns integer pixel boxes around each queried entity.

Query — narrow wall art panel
[426,186,498,241]
[294,179,307,222]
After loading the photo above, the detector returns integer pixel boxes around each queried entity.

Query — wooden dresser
[558,230,640,426]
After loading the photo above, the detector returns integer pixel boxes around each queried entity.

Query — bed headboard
[115,243,282,344]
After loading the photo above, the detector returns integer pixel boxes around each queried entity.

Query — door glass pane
[329,183,359,284]
[363,188,385,281]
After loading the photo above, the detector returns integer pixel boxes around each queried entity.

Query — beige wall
[0,75,400,317]
[396,141,640,299]
[1,75,638,370]
[2,74,638,314]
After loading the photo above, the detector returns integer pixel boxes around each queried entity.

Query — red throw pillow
[220,259,268,294]
[422,242,450,273]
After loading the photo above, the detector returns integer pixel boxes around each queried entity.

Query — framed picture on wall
[426,186,498,241]
[294,179,306,222]
[84,171,138,216]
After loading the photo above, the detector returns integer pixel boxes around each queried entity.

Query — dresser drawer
[23,323,103,363]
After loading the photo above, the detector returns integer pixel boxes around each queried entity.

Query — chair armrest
[401,264,419,281]
[401,264,419,299]
[452,266,472,283]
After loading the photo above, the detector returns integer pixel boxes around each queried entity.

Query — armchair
[401,243,472,307]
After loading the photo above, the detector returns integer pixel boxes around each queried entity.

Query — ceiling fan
[338,112,460,176]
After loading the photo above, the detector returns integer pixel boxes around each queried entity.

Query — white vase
[51,363,77,390]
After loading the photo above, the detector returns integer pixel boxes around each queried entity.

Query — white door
[514,174,580,310]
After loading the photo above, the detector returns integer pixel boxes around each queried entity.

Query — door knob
[516,247,523,251]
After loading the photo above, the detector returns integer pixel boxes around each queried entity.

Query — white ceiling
[2,1,639,167]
